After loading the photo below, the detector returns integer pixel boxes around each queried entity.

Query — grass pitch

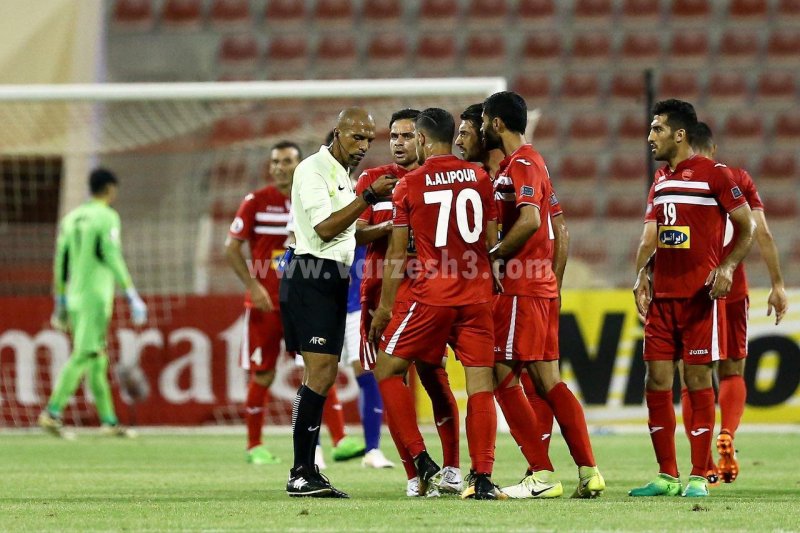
[2,429,799,532]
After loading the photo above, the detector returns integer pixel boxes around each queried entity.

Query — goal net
[0,78,506,429]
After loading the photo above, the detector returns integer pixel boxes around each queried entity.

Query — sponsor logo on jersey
[658,226,691,248]
[521,185,534,197]
[731,186,743,199]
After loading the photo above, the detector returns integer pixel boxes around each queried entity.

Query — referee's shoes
[286,464,349,498]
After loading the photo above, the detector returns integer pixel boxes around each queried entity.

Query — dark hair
[324,130,336,145]
[690,121,714,152]
[483,91,527,135]
[652,99,697,133]
[89,168,118,195]
[271,140,303,159]
[390,108,420,129]
[460,103,483,132]
[415,107,455,143]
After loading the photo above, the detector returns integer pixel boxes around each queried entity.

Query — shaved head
[336,107,375,130]
[330,107,377,168]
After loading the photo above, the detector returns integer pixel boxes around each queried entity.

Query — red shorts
[644,294,727,364]
[378,301,494,367]
[493,294,559,362]
[240,307,283,372]
[360,276,413,370]
[725,297,749,360]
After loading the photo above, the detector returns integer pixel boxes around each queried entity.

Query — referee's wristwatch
[362,186,379,205]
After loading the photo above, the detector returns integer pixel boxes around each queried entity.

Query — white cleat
[438,466,463,494]
[361,448,395,469]
[38,411,76,440]
[502,471,564,499]
[314,445,327,471]
[406,477,439,497]
[100,424,138,438]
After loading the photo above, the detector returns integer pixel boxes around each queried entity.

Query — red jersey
[724,167,764,302]
[229,185,291,306]
[392,154,497,306]
[494,144,559,298]
[645,156,748,299]
[355,163,411,299]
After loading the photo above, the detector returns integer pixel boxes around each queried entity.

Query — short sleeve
[644,183,656,222]
[709,164,748,214]
[739,168,764,211]
[229,193,256,240]
[355,171,373,223]
[392,178,409,227]
[298,171,333,227]
[509,157,546,209]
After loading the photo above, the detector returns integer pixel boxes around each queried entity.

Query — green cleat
[681,475,709,497]
[629,473,682,497]
[331,436,366,462]
[572,466,605,498]
[247,445,281,465]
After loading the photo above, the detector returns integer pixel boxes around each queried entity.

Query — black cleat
[286,465,349,498]
[461,473,508,500]
[413,451,442,496]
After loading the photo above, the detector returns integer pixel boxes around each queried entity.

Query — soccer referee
[283,108,397,498]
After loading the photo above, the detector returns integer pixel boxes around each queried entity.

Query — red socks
[646,389,678,478]
[387,412,418,480]
[719,375,746,437]
[322,385,345,447]
[521,372,554,453]
[378,375,426,458]
[688,387,716,477]
[547,382,596,467]
[417,365,460,467]
[495,385,553,472]
[466,391,496,475]
[245,380,269,450]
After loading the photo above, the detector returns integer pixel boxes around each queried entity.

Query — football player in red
[631,100,755,498]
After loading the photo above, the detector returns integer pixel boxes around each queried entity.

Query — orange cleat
[716,432,739,483]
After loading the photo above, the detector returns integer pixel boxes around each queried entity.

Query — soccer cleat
[331,436,366,462]
[361,448,395,469]
[705,465,720,488]
[405,477,440,498]
[314,445,327,470]
[681,475,710,497]
[460,474,508,501]
[629,473,682,497]
[247,445,281,465]
[38,411,65,437]
[438,466,463,494]
[286,465,349,498]
[413,451,443,497]
[502,470,563,499]
[716,432,739,483]
[572,466,605,498]
[100,424,138,438]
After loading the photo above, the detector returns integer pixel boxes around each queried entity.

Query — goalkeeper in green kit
[38,169,147,438]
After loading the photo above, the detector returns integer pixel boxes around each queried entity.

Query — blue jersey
[347,245,366,313]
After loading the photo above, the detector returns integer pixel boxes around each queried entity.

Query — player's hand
[491,259,504,294]
[368,306,391,345]
[633,269,651,323]
[249,282,274,312]
[370,174,399,197]
[50,295,68,332]
[126,288,148,326]
[705,263,734,300]
[767,285,788,325]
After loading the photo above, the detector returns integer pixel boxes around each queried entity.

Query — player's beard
[483,129,501,151]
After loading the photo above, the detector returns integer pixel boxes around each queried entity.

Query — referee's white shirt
[291,145,356,266]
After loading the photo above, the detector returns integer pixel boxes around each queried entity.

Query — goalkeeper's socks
[417,365,460,467]
[322,385,346,447]
[245,379,270,449]
[356,372,383,452]
[495,385,554,472]
[646,389,679,478]
[521,372,554,454]
[88,354,117,426]
[547,382,596,467]
[466,391,496,475]
[291,385,326,469]
[378,375,425,458]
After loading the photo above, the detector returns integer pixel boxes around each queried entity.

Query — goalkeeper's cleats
[38,411,77,440]
[502,470,563,499]
[460,474,508,501]
[572,465,605,498]
[681,475,710,497]
[716,431,739,483]
[247,445,281,465]
[101,424,137,438]
[331,436,366,462]
[629,473,682,497]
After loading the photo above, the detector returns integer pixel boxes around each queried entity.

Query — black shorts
[279,254,350,356]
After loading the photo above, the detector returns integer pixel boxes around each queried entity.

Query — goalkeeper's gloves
[50,295,68,332]
[126,288,148,326]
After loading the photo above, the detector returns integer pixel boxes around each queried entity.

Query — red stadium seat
[607,198,647,219]
[620,0,662,28]
[561,73,602,105]
[265,36,309,77]
[729,0,768,21]
[567,115,610,146]
[618,113,650,146]
[161,0,202,29]
[767,31,800,64]
[530,115,558,148]
[211,115,256,144]
[363,0,402,21]
[313,0,354,26]
[718,31,761,65]
[463,35,507,75]
[609,155,648,182]
[466,0,509,29]
[418,0,459,29]
[512,74,551,102]
[658,71,700,101]
[218,34,260,66]
[265,0,305,29]
[620,33,662,66]
[315,35,358,75]
[571,34,613,66]
[209,0,251,29]
[262,114,302,136]
[573,0,613,26]
[774,111,800,144]
[416,34,458,76]
[365,34,410,77]
[112,0,154,31]
[723,113,764,145]
[559,197,597,219]
[761,195,799,218]
[671,0,710,20]
[667,31,709,67]
[778,0,800,23]
[518,0,556,25]
[559,156,599,182]
[610,72,647,104]
[758,153,797,180]
[521,33,562,69]
[707,72,749,103]
[756,71,797,103]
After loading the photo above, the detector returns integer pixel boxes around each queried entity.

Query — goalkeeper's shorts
[68,301,112,355]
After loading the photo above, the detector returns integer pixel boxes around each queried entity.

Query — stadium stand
[111,0,155,31]
[161,0,204,29]
[209,0,252,29]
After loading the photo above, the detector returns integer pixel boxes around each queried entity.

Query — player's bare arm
[355,218,393,245]
[224,235,273,311]
[706,204,755,299]
[314,174,397,242]
[368,226,409,344]
[491,204,540,260]
[752,209,789,324]
[552,213,569,292]
[486,219,503,294]
[633,221,657,320]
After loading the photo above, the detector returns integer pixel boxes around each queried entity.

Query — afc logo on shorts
[309,337,327,346]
